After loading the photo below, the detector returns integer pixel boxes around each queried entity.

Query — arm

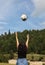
[26,34,29,48]
[15,32,19,48]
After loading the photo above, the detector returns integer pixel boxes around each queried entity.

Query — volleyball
[21,14,27,21]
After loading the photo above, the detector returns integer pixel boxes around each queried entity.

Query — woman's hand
[15,32,19,48]
[26,34,29,48]
[15,32,18,36]
[27,34,29,40]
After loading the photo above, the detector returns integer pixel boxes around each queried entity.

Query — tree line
[0,29,45,54]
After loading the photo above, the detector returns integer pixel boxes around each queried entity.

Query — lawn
[0,63,15,65]
[27,54,45,61]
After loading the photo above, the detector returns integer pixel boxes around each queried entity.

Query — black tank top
[18,44,27,58]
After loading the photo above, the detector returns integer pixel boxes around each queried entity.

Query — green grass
[14,53,45,61]
[0,63,15,65]
[27,54,45,61]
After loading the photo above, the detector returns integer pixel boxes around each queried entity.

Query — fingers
[27,34,29,37]
[15,32,17,35]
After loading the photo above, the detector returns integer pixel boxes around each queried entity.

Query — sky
[0,0,45,34]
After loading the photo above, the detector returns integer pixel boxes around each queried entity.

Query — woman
[15,32,29,65]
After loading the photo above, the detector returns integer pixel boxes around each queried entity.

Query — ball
[21,14,27,21]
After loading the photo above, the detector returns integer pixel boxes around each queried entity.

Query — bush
[41,50,45,54]
[0,54,8,62]
[38,57,43,61]
[9,50,14,59]
[0,54,10,62]
[31,56,34,61]
[43,64,45,65]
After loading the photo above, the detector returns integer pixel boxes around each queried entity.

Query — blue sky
[0,0,45,34]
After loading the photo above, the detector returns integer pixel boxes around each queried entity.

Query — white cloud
[31,0,45,17]
[38,21,45,29]
[0,17,5,20]
[0,0,31,19]
[40,21,45,26]
[0,22,8,25]
[0,26,4,29]
[0,0,14,19]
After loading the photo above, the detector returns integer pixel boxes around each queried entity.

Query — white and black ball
[21,14,27,21]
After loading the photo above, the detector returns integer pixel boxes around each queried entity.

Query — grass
[0,54,45,65]
[43,64,45,65]
[12,53,45,61]
[0,63,15,65]
[27,54,45,61]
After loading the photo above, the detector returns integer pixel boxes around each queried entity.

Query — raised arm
[26,34,29,48]
[15,32,19,48]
